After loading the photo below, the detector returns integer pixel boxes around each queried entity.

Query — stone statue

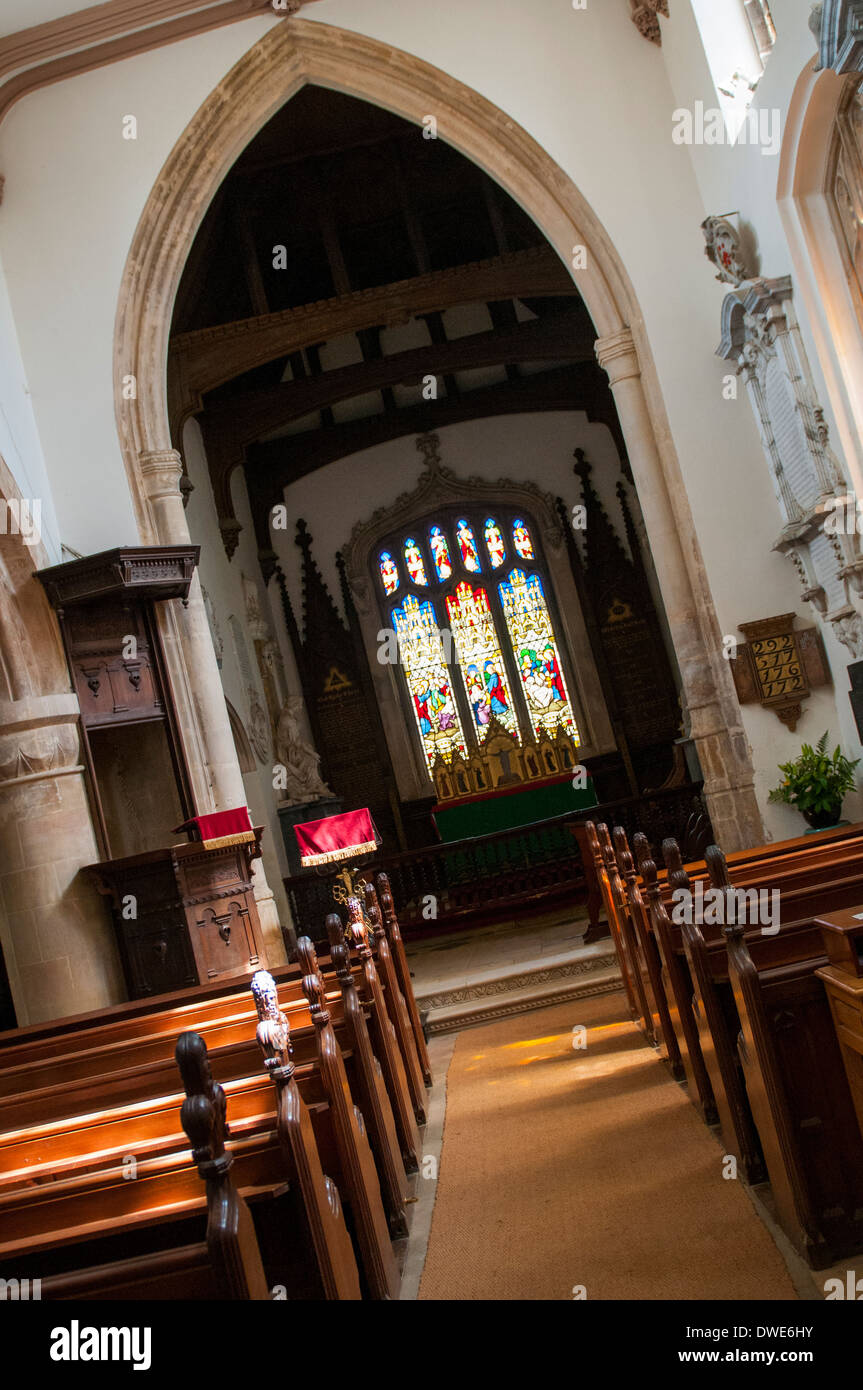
[274,695,332,804]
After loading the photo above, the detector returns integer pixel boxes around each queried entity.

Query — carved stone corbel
[630,0,669,45]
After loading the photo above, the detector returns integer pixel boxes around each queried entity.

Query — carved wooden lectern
[37,546,268,999]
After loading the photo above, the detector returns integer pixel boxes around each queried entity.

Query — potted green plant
[768,732,860,831]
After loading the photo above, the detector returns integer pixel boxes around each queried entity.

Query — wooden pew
[374,872,433,1088]
[596,823,657,1044]
[0,928,408,1298]
[637,846,718,1125]
[583,821,641,1027]
[363,881,427,1124]
[659,841,764,1181]
[251,967,362,1299]
[322,915,412,1238]
[637,831,863,1140]
[345,899,422,1175]
[295,936,400,1300]
[613,826,684,1080]
[37,1031,270,1301]
[710,843,863,1268]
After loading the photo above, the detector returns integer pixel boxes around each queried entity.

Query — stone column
[595,329,763,851]
[0,695,125,1025]
[139,449,286,961]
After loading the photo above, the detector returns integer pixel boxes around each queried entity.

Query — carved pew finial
[250,969,292,1077]
[296,935,331,1025]
[596,822,615,868]
[632,831,652,870]
[705,843,732,890]
[363,880,385,942]
[613,825,636,880]
[174,1030,270,1299]
[346,896,370,954]
[639,853,657,888]
[584,819,601,861]
[704,844,743,941]
[325,911,352,984]
[662,838,692,892]
[175,1031,229,1177]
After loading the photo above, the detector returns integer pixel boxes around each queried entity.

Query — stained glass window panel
[499,568,579,743]
[429,525,453,582]
[512,519,534,561]
[455,519,481,573]
[392,595,466,770]
[379,551,399,595]
[445,581,519,742]
[404,537,428,587]
[484,518,505,569]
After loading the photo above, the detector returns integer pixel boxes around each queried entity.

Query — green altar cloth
[432,775,597,843]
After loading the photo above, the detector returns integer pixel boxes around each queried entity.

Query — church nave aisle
[416,992,801,1301]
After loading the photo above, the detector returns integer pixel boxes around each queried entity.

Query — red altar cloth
[173,806,255,850]
[294,808,378,868]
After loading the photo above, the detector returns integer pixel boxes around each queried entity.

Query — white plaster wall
[0,0,855,838]
[0,15,276,555]
[0,254,61,560]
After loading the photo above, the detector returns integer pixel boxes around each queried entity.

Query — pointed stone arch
[114,15,762,849]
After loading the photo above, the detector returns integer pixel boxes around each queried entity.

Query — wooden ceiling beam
[168,245,576,437]
[247,363,604,504]
[199,310,596,479]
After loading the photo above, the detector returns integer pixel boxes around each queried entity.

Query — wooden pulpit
[39,546,269,1000]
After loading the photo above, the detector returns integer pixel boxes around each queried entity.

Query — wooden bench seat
[0,922,412,1297]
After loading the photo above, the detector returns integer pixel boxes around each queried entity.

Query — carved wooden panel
[88,836,268,999]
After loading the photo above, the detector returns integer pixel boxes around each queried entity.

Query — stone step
[418,949,621,1035]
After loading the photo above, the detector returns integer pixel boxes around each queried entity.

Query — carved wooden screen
[376,506,580,777]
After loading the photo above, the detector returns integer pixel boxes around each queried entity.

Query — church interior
[2,0,863,1329]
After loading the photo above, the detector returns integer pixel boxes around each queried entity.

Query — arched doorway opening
[114,17,762,852]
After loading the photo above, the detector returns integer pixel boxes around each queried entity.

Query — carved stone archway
[114,16,763,850]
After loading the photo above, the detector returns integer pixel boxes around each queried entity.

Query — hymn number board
[733,614,830,731]
[749,630,807,703]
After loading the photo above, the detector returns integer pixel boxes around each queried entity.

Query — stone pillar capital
[138,448,190,546]
[595,328,640,385]
[139,448,184,499]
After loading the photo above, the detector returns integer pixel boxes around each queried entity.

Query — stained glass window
[379,551,399,595]
[429,525,453,582]
[455,519,481,572]
[404,537,428,587]
[484,518,505,569]
[499,568,578,743]
[392,595,466,769]
[512,519,534,561]
[379,509,579,781]
[445,581,519,742]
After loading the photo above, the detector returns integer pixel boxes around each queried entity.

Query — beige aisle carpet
[418,990,798,1301]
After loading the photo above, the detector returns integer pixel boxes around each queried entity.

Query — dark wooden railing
[284,784,711,942]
